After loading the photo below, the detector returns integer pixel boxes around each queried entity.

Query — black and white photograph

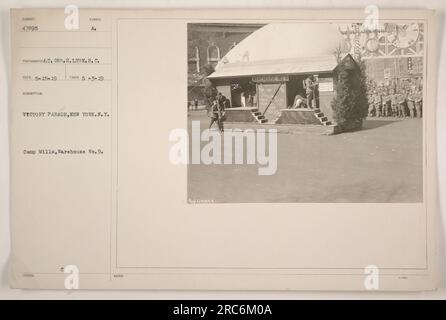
[187,22,424,203]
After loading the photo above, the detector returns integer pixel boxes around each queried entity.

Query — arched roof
[217,23,348,67]
[208,23,348,79]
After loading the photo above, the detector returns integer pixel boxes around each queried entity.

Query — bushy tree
[201,64,217,106]
[331,56,369,128]
[357,55,370,117]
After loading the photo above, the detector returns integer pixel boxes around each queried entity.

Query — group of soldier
[367,80,423,118]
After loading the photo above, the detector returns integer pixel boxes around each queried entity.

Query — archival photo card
[9,8,438,291]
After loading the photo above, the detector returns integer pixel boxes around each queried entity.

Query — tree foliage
[201,64,215,77]
[201,64,217,105]
[331,56,369,127]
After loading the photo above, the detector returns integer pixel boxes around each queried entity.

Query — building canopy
[209,23,348,79]
[207,55,339,79]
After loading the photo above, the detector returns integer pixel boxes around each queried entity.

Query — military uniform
[397,93,407,117]
[390,93,398,117]
[407,92,416,118]
[383,94,391,117]
[217,96,226,132]
[208,101,219,129]
[374,93,382,117]
[304,77,316,109]
[414,91,422,118]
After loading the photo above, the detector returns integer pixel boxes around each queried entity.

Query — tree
[331,55,369,129]
[357,55,370,118]
[332,44,343,64]
[201,64,217,107]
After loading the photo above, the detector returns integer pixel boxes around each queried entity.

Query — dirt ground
[187,112,423,203]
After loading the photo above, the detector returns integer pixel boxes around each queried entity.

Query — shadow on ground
[361,119,399,131]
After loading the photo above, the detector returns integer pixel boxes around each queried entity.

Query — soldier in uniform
[216,92,224,108]
[397,91,407,118]
[414,89,423,118]
[292,94,306,108]
[373,91,382,117]
[381,92,387,117]
[391,89,399,117]
[407,89,416,118]
[218,96,226,132]
[304,75,317,109]
[383,90,391,117]
[208,99,219,129]
[208,97,225,132]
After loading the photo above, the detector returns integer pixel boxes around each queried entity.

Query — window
[207,44,220,65]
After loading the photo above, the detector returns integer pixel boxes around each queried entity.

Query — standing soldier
[383,91,391,117]
[414,88,423,118]
[373,91,382,117]
[395,89,401,117]
[390,89,398,117]
[208,99,219,130]
[381,91,386,117]
[217,96,226,132]
[304,75,316,109]
[216,92,224,108]
[397,91,407,118]
[407,89,416,118]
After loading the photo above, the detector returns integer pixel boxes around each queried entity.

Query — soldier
[304,75,317,109]
[292,94,306,108]
[216,92,224,108]
[373,91,382,117]
[218,96,226,132]
[407,89,416,118]
[397,91,407,118]
[381,92,386,117]
[383,91,391,117]
[208,99,219,130]
[414,89,423,118]
[390,89,398,117]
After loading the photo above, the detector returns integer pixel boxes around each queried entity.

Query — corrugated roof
[208,55,338,79]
